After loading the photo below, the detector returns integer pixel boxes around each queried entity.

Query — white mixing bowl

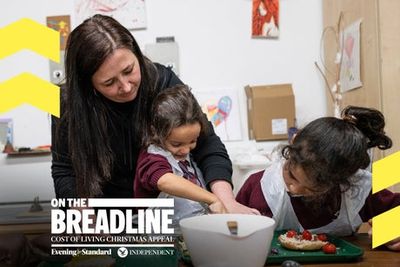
[180,214,275,267]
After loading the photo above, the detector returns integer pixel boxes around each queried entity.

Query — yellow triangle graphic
[0,18,59,62]
[0,73,60,117]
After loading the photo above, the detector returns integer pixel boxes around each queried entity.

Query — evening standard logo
[50,198,175,256]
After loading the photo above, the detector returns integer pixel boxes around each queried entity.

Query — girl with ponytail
[236,106,400,250]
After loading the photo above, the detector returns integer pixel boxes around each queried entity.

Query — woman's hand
[223,199,261,215]
[210,180,261,215]
[208,199,227,214]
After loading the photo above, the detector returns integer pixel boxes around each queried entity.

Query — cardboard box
[245,84,295,141]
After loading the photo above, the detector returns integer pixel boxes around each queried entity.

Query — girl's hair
[147,85,209,147]
[282,106,392,200]
[57,14,158,197]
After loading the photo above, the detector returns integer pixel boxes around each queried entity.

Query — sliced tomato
[317,234,328,242]
[286,230,297,238]
[302,230,312,240]
[322,243,337,254]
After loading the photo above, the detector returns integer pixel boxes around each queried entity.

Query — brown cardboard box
[245,84,295,141]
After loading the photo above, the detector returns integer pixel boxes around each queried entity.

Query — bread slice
[278,234,327,251]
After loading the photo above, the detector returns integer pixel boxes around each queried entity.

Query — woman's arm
[210,181,260,214]
[192,121,260,214]
[191,120,233,187]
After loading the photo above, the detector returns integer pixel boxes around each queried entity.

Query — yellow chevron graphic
[372,151,400,193]
[0,73,59,117]
[372,151,400,248]
[373,206,400,248]
[0,18,59,62]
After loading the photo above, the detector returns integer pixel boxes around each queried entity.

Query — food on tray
[278,230,328,251]
[322,243,337,254]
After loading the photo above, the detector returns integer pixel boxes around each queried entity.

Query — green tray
[266,230,364,264]
[179,231,364,265]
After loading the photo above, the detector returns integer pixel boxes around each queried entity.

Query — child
[236,106,400,250]
[134,85,226,229]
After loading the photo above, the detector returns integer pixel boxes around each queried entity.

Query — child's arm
[360,189,400,251]
[157,173,226,213]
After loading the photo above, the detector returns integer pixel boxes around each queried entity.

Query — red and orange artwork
[252,0,279,38]
[46,15,71,50]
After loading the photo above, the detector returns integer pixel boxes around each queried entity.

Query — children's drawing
[74,0,147,30]
[205,96,232,127]
[194,90,242,141]
[340,19,362,92]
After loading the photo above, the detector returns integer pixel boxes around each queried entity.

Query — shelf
[6,150,51,157]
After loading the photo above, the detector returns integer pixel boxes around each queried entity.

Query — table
[270,234,399,267]
[179,234,400,267]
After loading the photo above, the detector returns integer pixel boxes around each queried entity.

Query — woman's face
[164,123,201,161]
[92,48,141,103]
[282,161,316,197]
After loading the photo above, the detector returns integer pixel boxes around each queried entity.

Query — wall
[0,0,325,202]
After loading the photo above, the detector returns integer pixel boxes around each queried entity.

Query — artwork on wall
[340,19,362,92]
[252,0,279,38]
[46,15,71,50]
[315,13,361,117]
[194,90,242,141]
[74,0,147,30]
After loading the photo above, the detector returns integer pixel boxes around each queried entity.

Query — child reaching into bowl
[134,85,228,229]
[236,106,400,251]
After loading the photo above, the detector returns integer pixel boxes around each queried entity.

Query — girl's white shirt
[146,144,208,233]
[260,158,371,236]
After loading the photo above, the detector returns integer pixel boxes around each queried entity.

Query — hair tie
[343,114,357,125]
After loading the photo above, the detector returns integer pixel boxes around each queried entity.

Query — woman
[51,14,258,214]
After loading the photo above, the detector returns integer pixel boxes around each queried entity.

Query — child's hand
[208,200,227,214]
[386,237,400,251]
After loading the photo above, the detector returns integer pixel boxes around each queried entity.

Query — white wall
[0,0,326,202]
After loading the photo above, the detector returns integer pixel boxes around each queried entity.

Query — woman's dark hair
[58,14,158,197]
[147,85,209,147]
[281,106,392,202]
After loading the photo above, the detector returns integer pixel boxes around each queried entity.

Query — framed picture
[340,19,362,92]
[74,0,147,30]
[252,0,279,38]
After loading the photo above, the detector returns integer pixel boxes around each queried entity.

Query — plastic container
[180,214,275,267]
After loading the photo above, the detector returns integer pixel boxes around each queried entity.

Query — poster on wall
[193,90,243,141]
[252,0,279,38]
[46,15,71,50]
[74,0,147,30]
[339,19,362,92]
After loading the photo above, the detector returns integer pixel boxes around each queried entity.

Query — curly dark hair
[281,106,392,208]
